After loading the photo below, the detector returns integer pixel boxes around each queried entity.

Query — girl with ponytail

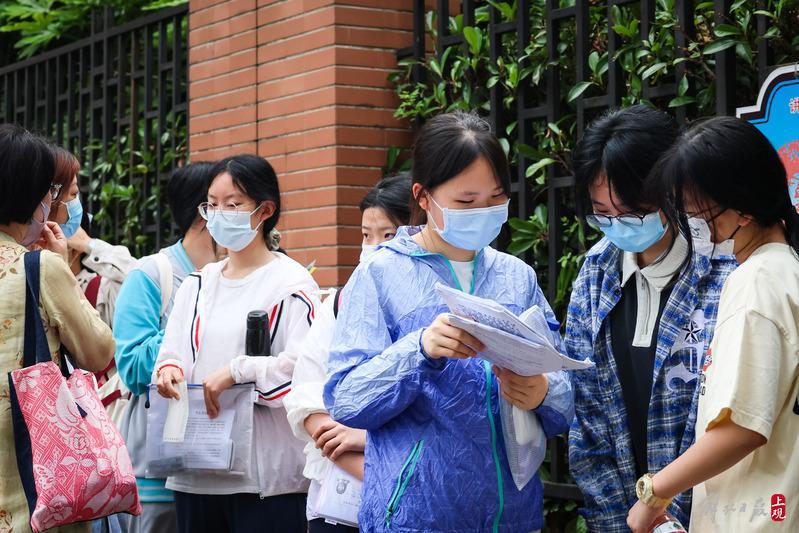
[627,116,799,532]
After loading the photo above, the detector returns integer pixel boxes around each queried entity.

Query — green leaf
[678,74,689,96]
[714,24,741,37]
[668,95,696,108]
[703,39,737,55]
[525,157,555,178]
[640,61,667,81]
[498,137,510,156]
[516,143,549,160]
[508,218,535,232]
[462,26,482,55]
[487,1,515,21]
[588,51,599,73]
[506,239,534,256]
[567,81,593,102]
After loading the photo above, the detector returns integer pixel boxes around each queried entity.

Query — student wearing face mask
[47,146,136,328]
[565,105,737,531]
[112,162,221,533]
[626,117,799,532]
[154,155,319,533]
[284,173,411,533]
[323,111,573,533]
[0,124,115,533]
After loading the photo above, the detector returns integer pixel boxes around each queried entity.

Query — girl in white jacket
[155,155,320,533]
[284,174,412,533]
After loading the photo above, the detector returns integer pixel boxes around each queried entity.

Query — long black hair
[211,154,281,245]
[411,110,511,224]
[655,116,799,257]
[573,104,679,218]
[360,172,412,227]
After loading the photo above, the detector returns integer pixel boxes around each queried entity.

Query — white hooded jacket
[154,252,320,497]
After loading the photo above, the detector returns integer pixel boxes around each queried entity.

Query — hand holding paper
[434,283,594,375]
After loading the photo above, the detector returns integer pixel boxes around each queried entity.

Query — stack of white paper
[312,464,362,527]
[435,283,593,376]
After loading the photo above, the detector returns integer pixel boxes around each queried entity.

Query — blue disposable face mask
[60,196,83,239]
[206,204,264,252]
[597,211,666,253]
[428,195,509,251]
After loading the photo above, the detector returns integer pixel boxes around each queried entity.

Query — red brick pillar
[188,0,413,287]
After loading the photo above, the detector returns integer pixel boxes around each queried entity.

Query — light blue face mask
[60,196,83,239]
[206,204,264,252]
[597,211,666,253]
[428,195,509,251]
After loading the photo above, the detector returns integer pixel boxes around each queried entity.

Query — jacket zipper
[384,440,425,528]
[484,361,504,532]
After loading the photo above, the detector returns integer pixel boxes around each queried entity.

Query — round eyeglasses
[585,212,648,228]
[197,202,259,221]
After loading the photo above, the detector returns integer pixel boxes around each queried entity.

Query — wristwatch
[635,473,672,509]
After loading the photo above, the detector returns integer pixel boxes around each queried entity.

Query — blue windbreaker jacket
[324,227,574,533]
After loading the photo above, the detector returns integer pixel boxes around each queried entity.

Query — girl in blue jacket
[324,111,574,533]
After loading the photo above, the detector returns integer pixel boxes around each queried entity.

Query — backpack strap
[152,252,173,318]
[84,274,102,309]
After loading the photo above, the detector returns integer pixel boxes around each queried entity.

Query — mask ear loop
[250,202,268,232]
[425,193,446,232]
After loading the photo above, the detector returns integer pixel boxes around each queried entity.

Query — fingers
[203,385,215,419]
[501,387,529,408]
[157,374,180,400]
[329,437,354,460]
[315,425,343,449]
[435,335,476,359]
[436,316,485,352]
[45,221,65,240]
[40,224,56,246]
[322,434,343,458]
[203,384,220,419]
[311,420,338,442]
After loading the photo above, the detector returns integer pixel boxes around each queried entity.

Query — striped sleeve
[229,291,317,408]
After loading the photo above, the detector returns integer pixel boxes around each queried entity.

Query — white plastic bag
[500,304,551,490]
[499,398,547,490]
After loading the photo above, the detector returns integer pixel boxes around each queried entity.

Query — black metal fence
[401,0,786,506]
[0,4,189,253]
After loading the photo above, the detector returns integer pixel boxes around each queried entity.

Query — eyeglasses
[197,202,259,221]
[49,183,63,201]
[585,212,648,228]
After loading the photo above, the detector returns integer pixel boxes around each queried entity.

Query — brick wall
[188,0,414,287]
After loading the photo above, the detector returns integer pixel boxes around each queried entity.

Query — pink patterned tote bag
[7,251,140,532]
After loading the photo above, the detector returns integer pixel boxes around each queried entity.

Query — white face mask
[688,217,735,257]
[206,205,264,252]
[360,243,378,263]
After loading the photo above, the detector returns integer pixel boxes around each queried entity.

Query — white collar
[621,234,688,291]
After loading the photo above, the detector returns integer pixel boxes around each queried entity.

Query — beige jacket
[0,232,114,533]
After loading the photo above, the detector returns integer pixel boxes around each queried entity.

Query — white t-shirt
[691,243,799,532]
[192,259,282,381]
[451,260,475,293]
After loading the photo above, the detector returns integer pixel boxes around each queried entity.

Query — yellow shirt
[0,232,114,532]
[691,243,799,532]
